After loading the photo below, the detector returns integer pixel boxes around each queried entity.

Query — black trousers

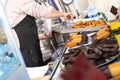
[14,15,44,67]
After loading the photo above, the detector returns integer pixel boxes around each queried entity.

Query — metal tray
[55,26,104,33]
[64,32,120,68]
[53,17,107,33]
[64,32,96,49]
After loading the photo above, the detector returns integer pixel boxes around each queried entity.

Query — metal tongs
[61,20,73,29]
[68,20,74,28]
[61,21,73,29]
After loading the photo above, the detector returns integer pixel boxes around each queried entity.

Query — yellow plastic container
[110,21,120,30]
[115,34,120,46]
[108,62,120,80]
[110,21,120,46]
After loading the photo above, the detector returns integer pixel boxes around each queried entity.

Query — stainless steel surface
[52,18,107,33]
[55,26,104,33]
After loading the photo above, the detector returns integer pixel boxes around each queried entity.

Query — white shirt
[5,0,52,27]
[4,0,53,48]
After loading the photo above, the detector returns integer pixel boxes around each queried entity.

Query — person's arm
[38,33,52,40]
[50,9,73,21]
[20,0,73,21]
[20,0,53,18]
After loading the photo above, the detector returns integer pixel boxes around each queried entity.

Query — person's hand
[62,12,73,21]
[38,33,52,40]
[51,9,74,21]
[116,6,120,20]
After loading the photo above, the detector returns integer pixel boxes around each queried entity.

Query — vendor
[5,0,73,67]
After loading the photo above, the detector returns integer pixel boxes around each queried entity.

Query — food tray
[55,26,104,33]
[53,17,107,33]
[68,43,120,68]
[62,47,120,68]
[63,32,120,68]
[64,32,96,49]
